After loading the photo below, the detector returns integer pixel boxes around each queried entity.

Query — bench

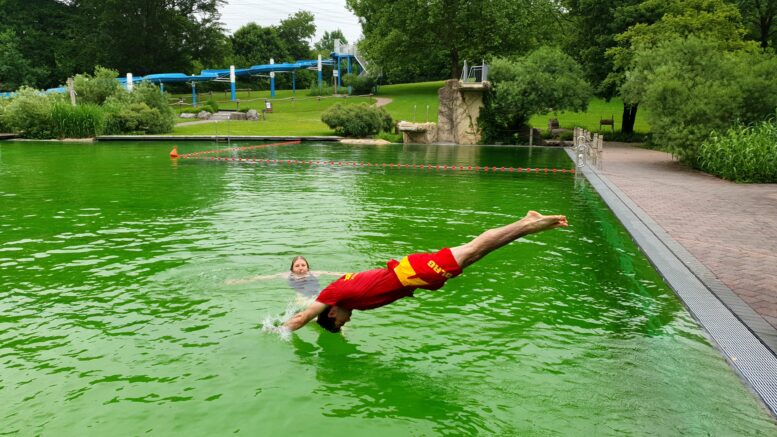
[599,115,614,133]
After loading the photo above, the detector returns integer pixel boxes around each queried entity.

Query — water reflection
[292,334,500,435]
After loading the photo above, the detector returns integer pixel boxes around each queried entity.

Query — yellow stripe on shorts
[393,256,430,287]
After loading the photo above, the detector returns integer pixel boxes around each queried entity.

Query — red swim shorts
[390,247,463,291]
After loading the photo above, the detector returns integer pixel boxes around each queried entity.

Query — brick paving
[600,143,777,330]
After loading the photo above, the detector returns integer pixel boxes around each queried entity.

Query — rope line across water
[179,154,576,174]
[177,140,301,158]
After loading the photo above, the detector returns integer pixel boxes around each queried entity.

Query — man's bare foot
[522,211,568,235]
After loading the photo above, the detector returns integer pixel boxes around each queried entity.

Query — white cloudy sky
[219,0,363,44]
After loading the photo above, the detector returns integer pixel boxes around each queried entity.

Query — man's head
[316,305,352,333]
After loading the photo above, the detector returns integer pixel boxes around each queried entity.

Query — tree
[0,0,78,89]
[0,30,40,90]
[601,0,746,133]
[479,47,592,144]
[561,0,650,133]
[68,0,228,76]
[73,66,123,105]
[736,0,777,48]
[346,0,561,83]
[622,35,777,163]
[277,11,316,61]
[315,30,348,55]
[230,23,287,67]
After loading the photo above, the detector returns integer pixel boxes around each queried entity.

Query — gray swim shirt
[288,274,320,297]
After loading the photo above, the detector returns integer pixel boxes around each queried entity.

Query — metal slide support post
[270,58,275,97]
[347,56,352,95]
[292,72,296,95]
[230,65,236,101]
[127,73,133,91]
[337,56,342,90]
[317,54,322,88]
[191,80,197,107]
[160,83,164,94]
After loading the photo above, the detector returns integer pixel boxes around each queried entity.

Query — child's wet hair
[290,255,310,271]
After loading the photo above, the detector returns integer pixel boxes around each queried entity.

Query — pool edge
[565,148,777,418]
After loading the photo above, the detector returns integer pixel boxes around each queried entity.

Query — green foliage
[376,131,402,143]
[622,36,777,163]
[342,73,378,95]
[73,66,122,105]
[103,103,170,135]
[479,47,592,144]
[104,82,175,133]
[698,120,777,182]
[3,87,56,138]
[230,23,286,68]
[50,102,105,138]
[314,30,347,55]
[0,29,41,90]
[733,0,777,49]
[0,0,76,89]
[205,99,219,113]
[70,0,228,76]
[607,0,748,98]
[308,82,334,96]
[321,103,392,137]
[277,11,316,61]
[0,99,10,132]
[348,0,560,82]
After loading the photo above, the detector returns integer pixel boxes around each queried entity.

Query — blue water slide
[2,55,352,101]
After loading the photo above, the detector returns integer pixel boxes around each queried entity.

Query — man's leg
[450,211,568,270]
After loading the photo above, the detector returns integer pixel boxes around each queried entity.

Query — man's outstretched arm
[284,301,328,331]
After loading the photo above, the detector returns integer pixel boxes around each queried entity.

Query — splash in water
[261,300,308,341]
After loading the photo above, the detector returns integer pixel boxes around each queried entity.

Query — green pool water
[1,141,775,436]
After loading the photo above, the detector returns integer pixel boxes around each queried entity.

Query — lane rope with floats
[169,142,575,174]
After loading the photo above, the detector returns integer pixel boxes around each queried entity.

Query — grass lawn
[377,81,444,123]
[169,82,651,137]
[529,97,651,135]
[171,89,373,136]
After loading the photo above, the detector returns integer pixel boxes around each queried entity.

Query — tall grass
[698,121,777,183]
[50,103,105,138]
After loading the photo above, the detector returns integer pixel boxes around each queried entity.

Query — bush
[103,102,170,135]
[50,102,105,138]
[0,98,11,132]
[622,36,777,164]
[73,66,122,105]
[698,121,777,182]
[342,73,378,95]
[308,82,334,96]
[104,82,175,134]
[479,47,592,144]
[321,103,392,137]
[205,98,219,113]
[3,86,56,138]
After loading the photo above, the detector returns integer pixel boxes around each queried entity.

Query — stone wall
[398,79,489,145]
[437,79,489,145]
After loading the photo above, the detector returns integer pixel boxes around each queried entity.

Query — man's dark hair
[316,306,341,333]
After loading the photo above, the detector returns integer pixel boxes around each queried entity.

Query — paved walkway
[600,143,777,336]
[374,97,392,107]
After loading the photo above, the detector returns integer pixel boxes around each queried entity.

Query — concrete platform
[569,143,777,417]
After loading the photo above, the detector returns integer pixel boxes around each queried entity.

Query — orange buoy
[170,146,179,158]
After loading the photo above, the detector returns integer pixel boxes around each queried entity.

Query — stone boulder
[246,109,259,120]
[397,121,438,144]
[179,112,196,119]
[196,111,211,119]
